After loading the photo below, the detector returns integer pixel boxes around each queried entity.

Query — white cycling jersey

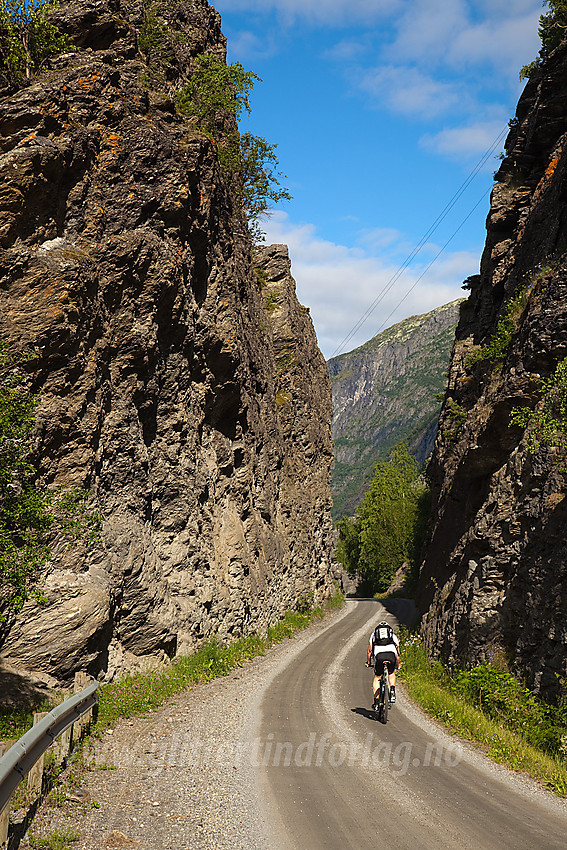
[369,630,399,659]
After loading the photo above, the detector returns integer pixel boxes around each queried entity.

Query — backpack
[373,624,393,647]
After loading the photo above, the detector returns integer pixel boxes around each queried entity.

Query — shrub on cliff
[510,356,567,453]
[0,0,71,85]
[0,345,49,617]
[175,53,291,241]
[520,0,567,79]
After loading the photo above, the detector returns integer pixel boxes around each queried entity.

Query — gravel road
[261,599,567,850]
[20,604,350,850]
[17,599,567,849]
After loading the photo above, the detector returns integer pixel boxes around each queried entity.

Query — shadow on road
[351,707,379,722]
[379,598,420,629]
[345,596,420,629]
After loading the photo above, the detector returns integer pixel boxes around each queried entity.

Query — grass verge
[399,630,567,796]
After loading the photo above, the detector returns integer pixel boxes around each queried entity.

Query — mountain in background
[328,300,462,518]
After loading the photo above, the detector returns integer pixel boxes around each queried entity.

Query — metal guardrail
[0,679,98,816]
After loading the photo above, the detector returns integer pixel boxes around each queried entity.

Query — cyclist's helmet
[376,621,390,629]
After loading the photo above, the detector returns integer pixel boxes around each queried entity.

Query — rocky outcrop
[0,1,338,684]
[417,40,567,700]
[328,301,461,518]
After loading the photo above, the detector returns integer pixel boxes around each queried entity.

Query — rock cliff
[328,301,461,518]
[417,40,567,700]
[0,0,338,684]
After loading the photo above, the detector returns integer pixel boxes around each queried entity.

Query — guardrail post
[27,713,48,797]
[51,694,72,763]
[0,740,15,849]
[74,674,93,736]
[53,724,73,763]
[0,801,9,849]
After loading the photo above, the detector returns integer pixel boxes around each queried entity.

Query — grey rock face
[417,41,567,700]
[328,302,461,518]
[0,1,339,682]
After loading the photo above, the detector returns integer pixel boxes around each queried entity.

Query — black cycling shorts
[373,651,397,675]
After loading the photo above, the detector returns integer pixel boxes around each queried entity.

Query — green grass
[0,698,55,739]
[0,707,37,739]
[399,630,567,796]
[28,830,79,850]
[93,589,343,733]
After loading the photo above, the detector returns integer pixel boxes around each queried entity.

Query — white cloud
[382,0,469,67]
[216,0,397,26]
[382,0,541,75]
[324,38,373,61]
[262,213,476,359]
[357,227,406,251]
[447,10,542,75]
[357,65,461,119]
[335,1,542,131]
[227,29,278,61]
[420,118,508,160]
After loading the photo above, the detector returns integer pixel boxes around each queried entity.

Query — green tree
[239,132,292,243]
[174,53,259,131]
[175,53,291,241]
[335,444,429,593]
[520,1,567,78]
[539,0,567,55]
[0,0,70,84]
[335,515,360,576]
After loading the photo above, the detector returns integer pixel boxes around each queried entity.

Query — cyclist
[366,621,400,708]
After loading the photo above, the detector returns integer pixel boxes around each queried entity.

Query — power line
[330,126,507,358]
[372,188,490,336]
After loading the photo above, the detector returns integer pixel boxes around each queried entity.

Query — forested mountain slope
[328,301,461,518]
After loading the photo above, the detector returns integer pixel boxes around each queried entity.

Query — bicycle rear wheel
[382,690,388,723]
[379,672,389,723]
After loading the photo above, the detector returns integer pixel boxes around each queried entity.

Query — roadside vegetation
[0,701,51,739]
[399,629,567,796]
[28,830,79,850]
[0,588,344,738]
[335,444,429,594]
[2,590,343,849]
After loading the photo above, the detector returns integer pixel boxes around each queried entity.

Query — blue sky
[212,0,543,358]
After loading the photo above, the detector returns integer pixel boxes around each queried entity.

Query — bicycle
[366,660,390,723]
